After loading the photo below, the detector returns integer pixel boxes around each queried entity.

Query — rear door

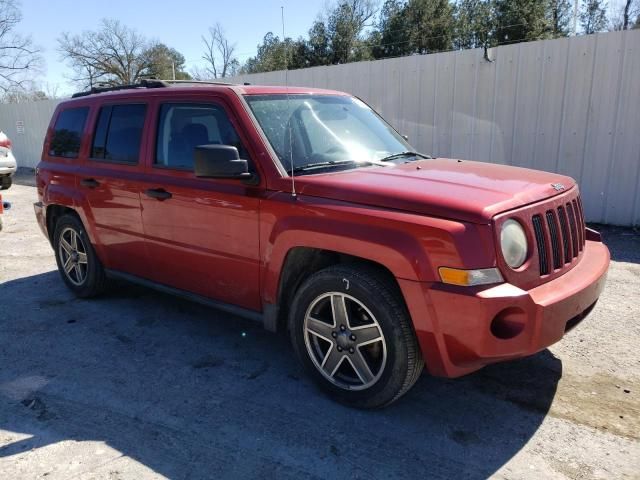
[139,97,261,311]
[78,103,150,276]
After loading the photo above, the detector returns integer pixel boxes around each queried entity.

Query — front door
[139,100,261,311]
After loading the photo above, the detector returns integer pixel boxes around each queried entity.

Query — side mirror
[194,145,251,179]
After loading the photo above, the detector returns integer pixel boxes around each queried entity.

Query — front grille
[530,194,586,277]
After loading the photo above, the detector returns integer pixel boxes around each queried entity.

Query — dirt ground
[0,172,639,479]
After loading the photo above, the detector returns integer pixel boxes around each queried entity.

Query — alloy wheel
[58,227,88,286]
[303,292,387,391]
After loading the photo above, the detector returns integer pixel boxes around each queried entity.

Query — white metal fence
[230,30,640,226]
[0,98,60,170]
[0,30,638,225]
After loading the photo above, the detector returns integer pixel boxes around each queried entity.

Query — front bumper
[400,239,610,377]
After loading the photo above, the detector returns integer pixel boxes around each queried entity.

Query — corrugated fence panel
[230,30,640,225]
[1,30,638,225]
[0,99,60,168]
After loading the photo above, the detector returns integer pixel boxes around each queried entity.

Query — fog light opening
[490,308,526,340]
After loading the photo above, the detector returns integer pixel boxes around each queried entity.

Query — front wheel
[0,176,11,190]
[289,265,424,408]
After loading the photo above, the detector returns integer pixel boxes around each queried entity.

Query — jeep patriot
[34,80,610,407]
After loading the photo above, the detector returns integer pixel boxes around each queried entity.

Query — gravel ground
[0,172,639,480]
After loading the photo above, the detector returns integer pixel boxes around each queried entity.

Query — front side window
[155,103,250,170]
[91,104,146,163]
[244,94,411,173]
[49,107,89,158]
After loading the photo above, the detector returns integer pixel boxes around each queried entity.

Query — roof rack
[71,79,234,98]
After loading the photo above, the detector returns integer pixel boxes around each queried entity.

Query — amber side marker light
[438,267,504,287]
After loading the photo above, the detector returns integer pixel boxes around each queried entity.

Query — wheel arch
[265,246,408,334]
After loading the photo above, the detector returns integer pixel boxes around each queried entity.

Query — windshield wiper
[292,159,390,173]
[379,151,431,162]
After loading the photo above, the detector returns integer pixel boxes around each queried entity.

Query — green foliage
[494,0,554,43]
[144,43,191,80]
[454,0,497,49]
[371,0,456,57]
[580,0,608,34]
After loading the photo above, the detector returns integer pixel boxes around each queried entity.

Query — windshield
[244,94,413,173]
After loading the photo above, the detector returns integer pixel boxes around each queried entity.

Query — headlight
[500,219,528,268]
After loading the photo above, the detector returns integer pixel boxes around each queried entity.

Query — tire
[53,214,107,298]
[0,176,11,190]
[289,264,424,408]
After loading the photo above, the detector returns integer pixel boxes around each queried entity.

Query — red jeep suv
[34,80,610,408]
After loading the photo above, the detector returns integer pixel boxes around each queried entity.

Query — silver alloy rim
[303,292,387,391]
[58,227,88,286]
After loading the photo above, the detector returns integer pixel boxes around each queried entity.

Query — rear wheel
[289,265,424,408]
[53,214,106,298]
[0,176,11,190]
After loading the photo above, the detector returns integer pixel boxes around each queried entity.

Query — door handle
[80,178,100,188]
[145,188,172,201]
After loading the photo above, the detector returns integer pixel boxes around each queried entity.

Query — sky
[19,0,328,95]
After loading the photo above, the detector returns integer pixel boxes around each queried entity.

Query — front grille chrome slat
[514,192,586,281]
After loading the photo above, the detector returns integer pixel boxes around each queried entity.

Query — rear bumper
[400,239,610,377]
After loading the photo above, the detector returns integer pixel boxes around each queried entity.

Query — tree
[306,19,332,66]
[454,0,497,50]
[547,0,573,36]
[145,43,190,80]
[580,0,607,33]
[58,19,154,87]
[201,23,240,78]
[494,0,556,43]
[0,0,43,93]
[326,0,377,63]
[241,33,309,73]
[371,0,455,58]
[610,0,638,30]
[370,0,412,58]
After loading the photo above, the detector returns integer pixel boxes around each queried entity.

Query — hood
[295,158,576,224]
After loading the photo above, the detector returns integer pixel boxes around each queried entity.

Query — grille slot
[545,210,562,270]
[532,214,548,275]
[558,206,571,263]
[566,202,579,258]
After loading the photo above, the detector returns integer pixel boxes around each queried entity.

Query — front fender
[263,216,428,305]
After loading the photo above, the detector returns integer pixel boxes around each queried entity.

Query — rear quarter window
[91,104,147,163]
[49,107,89,158]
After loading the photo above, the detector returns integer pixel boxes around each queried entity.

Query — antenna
[282,5,296,199]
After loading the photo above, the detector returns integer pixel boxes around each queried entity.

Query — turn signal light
[438,267,504,287]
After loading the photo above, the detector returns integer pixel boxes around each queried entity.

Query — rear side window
[49,107,89,158]
[155,103,251,170]
[91,104,146,163]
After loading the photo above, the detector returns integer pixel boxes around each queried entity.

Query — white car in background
[0,130,16,190]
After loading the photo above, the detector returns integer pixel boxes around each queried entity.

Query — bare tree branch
[58,18,155,89]
[201,23,239,78]
[0,0,43,92]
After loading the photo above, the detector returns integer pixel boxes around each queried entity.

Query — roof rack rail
[71,78,235,98]
[161,79,235,86]
[71,79,168,98]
